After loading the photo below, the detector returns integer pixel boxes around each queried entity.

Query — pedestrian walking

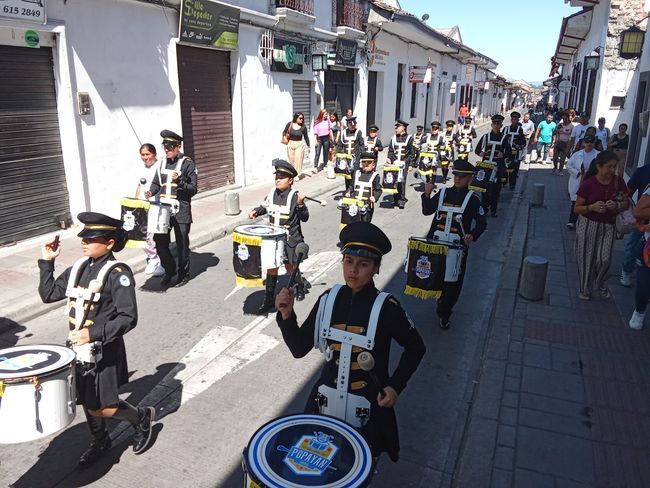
[532,113,556,163]
[609,123,629,175]
[574,126,603,152]
[568,113,590,154]
[458,103,469,125]
[520,112,535,163]
[136,143,164,276]
[502,111,527,189]
[329,112,342,149]
[275,221,426,463]
[147,130,198,287]
[421,159,487,329]
[387,120,416,209]
[573,151,629,300]
[566,135,600,228]
[552,111,573,175]
[619,164,650,286]
[629,187,650,329]
[595,117,611,150]
[38,212,156,466]
[474,114,511,218]
[282,113,310,175]
[312,109,332,172]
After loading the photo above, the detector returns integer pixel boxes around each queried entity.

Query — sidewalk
[0,169,342,329]
[454,162,650,487]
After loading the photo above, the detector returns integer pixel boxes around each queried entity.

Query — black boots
[258,274,278,314]
[79,411,111,468]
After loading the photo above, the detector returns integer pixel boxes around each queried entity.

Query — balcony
[275,0,314,16]
[273,0,315,26]
[336,0,364,32]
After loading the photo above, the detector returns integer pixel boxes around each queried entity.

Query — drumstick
[303,196,327,206]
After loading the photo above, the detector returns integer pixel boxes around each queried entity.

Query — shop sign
[368,39,389,67]
[179,0,240,50]
[335,38,357,67]
[409,66,434,84]
[271,38,307,74]
[0,0,46,24]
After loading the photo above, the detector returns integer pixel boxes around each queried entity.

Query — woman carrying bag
[282,112,310,175]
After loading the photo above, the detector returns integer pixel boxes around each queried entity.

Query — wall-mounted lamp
[620,26,645,59]
[312,54,326,72]
[584,55,600,70]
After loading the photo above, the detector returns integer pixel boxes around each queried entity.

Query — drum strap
[352,171,377,201]
[158,157,186,202]
[265,188,297,228]
[342,130,360,155]
[436,189,475,237]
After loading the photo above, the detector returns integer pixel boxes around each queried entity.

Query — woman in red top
[573,151,629,300]
[458,103,469,125]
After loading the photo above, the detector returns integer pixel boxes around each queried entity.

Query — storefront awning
[549,8,593,75]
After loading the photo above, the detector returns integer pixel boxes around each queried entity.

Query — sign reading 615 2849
[0,0,46,24]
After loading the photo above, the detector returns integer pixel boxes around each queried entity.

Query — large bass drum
[0,344,76,444]
[243,414,373,488]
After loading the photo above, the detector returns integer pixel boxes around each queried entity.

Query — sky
[398,0,579,84]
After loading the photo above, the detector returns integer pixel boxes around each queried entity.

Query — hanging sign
[179,0,240,50]
[409,66,434,84]
[335,38,357,67]
[271,37,307,74]
[0,0,46,24]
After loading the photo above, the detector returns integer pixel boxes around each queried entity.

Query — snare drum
[404,237,447,300]
[334,153,353,178]
[381,165,400,194]
[147,202,172,234]
[121,197,150,248]
[0,344,76,444]
[243,414,373,488]
[433,235,465,283]
[233,224,287,287]
[339,197,366,229]
[468,160,497,193]
[417,152,437,176]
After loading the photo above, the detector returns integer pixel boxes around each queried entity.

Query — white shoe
[152,264,166,277]
[629,310,646,330]
[144,260,159,275]
[620,271,633,287]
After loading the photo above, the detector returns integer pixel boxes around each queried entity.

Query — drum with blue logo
[243,414,373,488]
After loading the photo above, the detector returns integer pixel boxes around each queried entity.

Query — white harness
[264,188,297,228]
[391,134,413,183]
[341,129,361,155]
[434,187,475,241]
[503,125,523,160]
[365,136,378,152]
[352,170,379,202]
[312,285,391,427]
[157,157,186,213]
[64,257,126,364]
[482,132,508,164]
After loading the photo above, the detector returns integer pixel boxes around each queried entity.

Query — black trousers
[154,218,191,278]
[437,253,468,320]
[568,201,578,225]
[393,169,408,205]
[482,181,501,214]
[508,160,521,189]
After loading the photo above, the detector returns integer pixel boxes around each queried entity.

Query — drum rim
[245,413,373,488]
[0,344,76,380]
[235,224,287,237]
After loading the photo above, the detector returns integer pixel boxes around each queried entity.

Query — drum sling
[232,231,263,287]
[404,239,448,299]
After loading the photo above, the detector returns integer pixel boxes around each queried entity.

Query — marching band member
[414,125,425,145]
[441,120,457,181]
[421,160,487,329]
[502,111,527,190]
[38,212,155,466]
[248,159,309,313]
[419,121,445,185]
[347,152,382,224]
[147,129,198,287]
[336,116,365,192]
[275,222,426,462]
[365,124,384,156]
[474,114,512,217]
[387,120,416,209]
[454,116,477,161]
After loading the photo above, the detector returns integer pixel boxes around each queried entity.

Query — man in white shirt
[595,117,610,150]
[568,113,590,154]
[520,113,536,163]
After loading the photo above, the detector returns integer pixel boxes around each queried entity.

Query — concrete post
[519,255,548,301]
[224,190,240,216]
[326,162,335,179]
[532,183,545,207]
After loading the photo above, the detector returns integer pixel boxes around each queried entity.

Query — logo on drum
[384,172,394,184]
[337,158,348,170]
[236,243,250,261]
[122,211,136,231]
[475,169,486,182]
[347,204,358,217]
[415,256,432,279]
[282,431,339,476]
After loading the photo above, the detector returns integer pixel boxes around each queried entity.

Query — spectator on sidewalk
[568,113,590,154]
[619,164,650,286]
[283,112,310,175]
[136,144,164,277]
[520,112,535,163]
[458,103,469,125]
[330,112,342,148]
[470,105,478,121]
[573,151,629,300]
[341,107,353,127]
[312,109,332,172]
[595,117,610,150]
[629,187,650,329]
[532,113,556,163]
[566,135,600,229]
[574,126,604,152]
[609,123,629,175]
[553,111,573,175]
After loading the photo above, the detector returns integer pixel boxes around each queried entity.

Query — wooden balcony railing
[336,0,364,31]
[275,0,314,16]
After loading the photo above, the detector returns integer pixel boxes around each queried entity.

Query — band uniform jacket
[149,153,198,224]
[421,186,487,242]
[387,133,417,167]
[38,252,137,409]
[254,188,309,247]
[337,129,365,160]
[365,135,384,154]
[277,282,426,461]
[502,124,527,161]
[350,170,383,205]
[474,131,513,180]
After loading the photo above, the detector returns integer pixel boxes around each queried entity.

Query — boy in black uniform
[474,115,512,217]
[337,116,365,192]
[347,152,382,223]
[414,125,425,145]
[502,111,527,190]
[419,121,445,185]
[38,212,155,466]
[147,129,198,287]
[454,116,478,160]
[275,222,426,462]
[365,124,384,156]
[441,120,456,181]
[248,159,309,312]
[422,160,487,329]
[387,120,417,209]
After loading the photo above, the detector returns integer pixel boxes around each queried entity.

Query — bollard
[532,183,545,207]
[224,190,240,216]
[519,256,549,301]
[326,162,336,179]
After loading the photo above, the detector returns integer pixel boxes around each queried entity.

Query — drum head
[236,224,286,238]
[0,345,75,380]
[246,414,372,488]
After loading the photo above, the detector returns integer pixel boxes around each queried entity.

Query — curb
[1,178,342,330]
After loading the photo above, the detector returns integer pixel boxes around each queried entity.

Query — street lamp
[619,26,645,59]
[312,54,326,72]
[584,55,600,70]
